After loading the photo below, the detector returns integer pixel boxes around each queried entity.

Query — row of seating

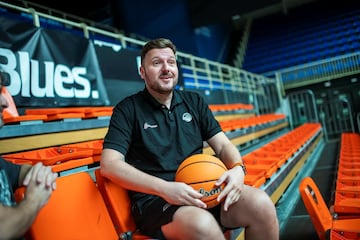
[243,7,360,73]
[3,82,257,127]
[4,105,113,124]
[5,85,256,125]
[243,123,322,188]
[3,140,103,173]
[12,123,321,240]
[299,132,360,240]
[334,133,360,216]
[3,112,283,240]
[4,114,323,240]
[209,103,254,112]
[2,87,113,125]
[211,103,256,122]
[3,113,285,174]
[2,94,319,239]
[219,113,286,132]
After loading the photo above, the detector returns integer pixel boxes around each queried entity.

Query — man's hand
[215,166,245,211]
[161,181,207,208]
[22,162,58,209]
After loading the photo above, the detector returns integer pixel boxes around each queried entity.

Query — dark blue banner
[0,14,109,107]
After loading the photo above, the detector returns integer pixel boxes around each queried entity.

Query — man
[101,38,279,239]
[0,73,58,239]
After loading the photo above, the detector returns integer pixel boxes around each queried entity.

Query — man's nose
[161,62,171,71]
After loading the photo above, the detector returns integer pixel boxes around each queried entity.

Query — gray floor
[279,140,339,240]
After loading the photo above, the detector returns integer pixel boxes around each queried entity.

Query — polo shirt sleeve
[103,97,135,155]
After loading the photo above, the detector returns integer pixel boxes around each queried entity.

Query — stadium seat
[15,172,119,240]
[299,177,360,240]
[94,169,152,240]
[25,106,113,121]
[333,190,360,215]
[3,146,94,166]
[50,156,94,173]
[25,107,85,121]
[61,139,104,162]
[94,169,232,240]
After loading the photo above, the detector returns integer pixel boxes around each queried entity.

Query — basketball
[175,154,228,208]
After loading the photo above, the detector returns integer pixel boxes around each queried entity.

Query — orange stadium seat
[50,156,94,173]
[3,146,94,166]
[94,169,152,240]
[94,169,231,240]
[15,172,119,240]
[336,179,360,193]
[337,169,360,180]
[299,177,360,240]
[333,190,360,215]
[83,106,113,118]
[25,107,85,121]
[61,139,104,162]
[25,106,113,121]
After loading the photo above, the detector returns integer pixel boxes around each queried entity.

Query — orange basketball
[175,154,228,208]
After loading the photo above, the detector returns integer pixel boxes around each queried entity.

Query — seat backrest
[95,169,231,240]
[15,172,118,240]
[298,177,333,240]
[94,168,137,235]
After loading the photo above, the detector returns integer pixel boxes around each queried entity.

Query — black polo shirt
[103,88,221,182]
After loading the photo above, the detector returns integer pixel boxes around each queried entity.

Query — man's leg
[162,205,226,240]
[221,185,279,240]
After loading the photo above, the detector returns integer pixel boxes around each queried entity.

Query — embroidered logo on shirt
[182,112,192,122]
[162,203,171,212]
[143,122,158,130]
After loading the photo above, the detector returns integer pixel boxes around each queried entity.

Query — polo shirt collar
[142,87,183,110]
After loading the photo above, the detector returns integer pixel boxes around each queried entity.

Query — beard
[144,72,178,95]
[151,81,176,94]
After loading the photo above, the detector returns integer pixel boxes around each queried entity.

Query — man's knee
[179,207,219,229]
[164,207,224,239]
[186,214,224,239]
[222,188,276,225]
[250,190,278,223]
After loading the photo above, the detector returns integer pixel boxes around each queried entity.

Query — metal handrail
[0,0,280,113]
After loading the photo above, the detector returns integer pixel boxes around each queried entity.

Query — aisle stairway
[279,141,339,240]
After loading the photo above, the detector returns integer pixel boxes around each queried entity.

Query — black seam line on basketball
[176,161,227,173]
[188,179,219,184]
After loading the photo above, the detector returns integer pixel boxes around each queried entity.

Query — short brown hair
[140,38,176,63]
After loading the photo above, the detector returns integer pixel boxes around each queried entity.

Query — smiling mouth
[160,72,173,78]
[160,75,173,82]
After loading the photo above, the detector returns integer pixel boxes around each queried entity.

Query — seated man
[101,38,279,240]
[0,71,58,239]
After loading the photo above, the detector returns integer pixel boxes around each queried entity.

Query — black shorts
[131,195,224,239]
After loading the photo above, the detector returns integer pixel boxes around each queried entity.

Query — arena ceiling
[10,0,321,30]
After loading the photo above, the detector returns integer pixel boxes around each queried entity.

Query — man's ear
[139,66,145,80]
